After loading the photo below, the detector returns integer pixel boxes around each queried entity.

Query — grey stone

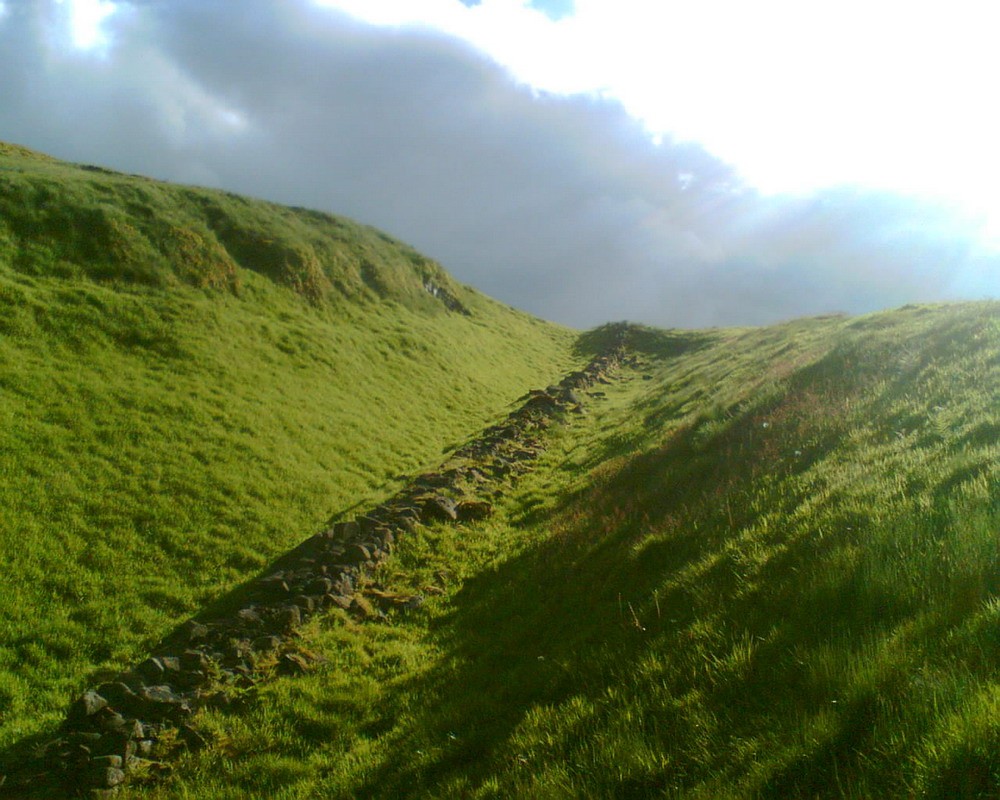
[293,595,316,613]
[68,691,107,722]
[275,604,301,631]
[421,496,458,522]
[344,543,371,564]
[98,766,126,787]
[180,650,209,672]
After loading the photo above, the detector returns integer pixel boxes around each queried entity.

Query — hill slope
[0,143,579,756]
[3,143,999,799]
[119,303,1000,799]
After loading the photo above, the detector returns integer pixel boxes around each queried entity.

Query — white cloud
[313,0,1000,247]
[2,0,996,326]
[58,0,118,51]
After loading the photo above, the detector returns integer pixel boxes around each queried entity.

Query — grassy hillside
[0,143,578,756]
[125,303,1000,799]
[4,142,999,798]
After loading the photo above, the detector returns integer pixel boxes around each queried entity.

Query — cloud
[0,0,996,327]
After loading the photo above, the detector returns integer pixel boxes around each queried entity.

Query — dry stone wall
[27,327,630,797]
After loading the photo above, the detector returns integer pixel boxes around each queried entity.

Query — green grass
[126,303,1000,799]
[0,144,577,758]
[4,143,1000,798]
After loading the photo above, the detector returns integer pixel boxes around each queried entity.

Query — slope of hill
[0,143,579,760]
[118,303,1000,799]
[3,143,999,799]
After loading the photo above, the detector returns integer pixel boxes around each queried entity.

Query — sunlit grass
[5,144,1000,798]
[0,145,577,760]
[131,302,1000,799]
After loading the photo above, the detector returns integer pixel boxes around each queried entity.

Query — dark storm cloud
[0,0,995,327]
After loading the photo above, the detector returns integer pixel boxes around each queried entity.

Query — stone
[275,604,301,631]
[172,669,207,690]
[277,652,311,676]
[333,520,360,539]
[94,731,137,760]
[139,685,191,719]
[136,657,166,682]
[343,543,371,564]
[68,691,107,723]
[455,500,493,521]
[68,731,103,747]
[293,595,316,613]
[180,649,210,672]
[421,495,458,522]
[181,621,209,642]
[94,708,128,733]
[178,724,209,752]
[159,656,181,673]
[324,594,352,610]
[307,577,334,596]
[90,755,123,770]
[85,758,127,787]
[236,607,262,626]
[252,635,282,652]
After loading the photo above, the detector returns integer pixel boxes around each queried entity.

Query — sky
[1,0,998,327]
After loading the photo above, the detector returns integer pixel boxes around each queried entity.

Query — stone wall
[24,328,630,797]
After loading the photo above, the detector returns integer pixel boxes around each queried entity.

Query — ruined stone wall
[25,329,630,797]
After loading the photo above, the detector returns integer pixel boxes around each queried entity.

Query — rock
[236,607,263,626]
[333,520,360,539]
[180,650,210,672]
[68,691,108,723]
[94,731,137,760]
[421,495,458,522]
[259,574,291,597]
[324,594,353,610]
[86,764,126,788]
[93,710,127,735]
[274,604,301,631]
[68,731,103,747]
[94,682,138,711]
[293,595,316,613]
[181,621,209,642]
[252,635,282,652]
[455,500,493,521]
[90,755,123,770]
[307,577,334,595]
[138,684,190,713]
[171,669,207,691]
[178,724,209,752]
[136,657,167,682]
[277,652,311,676]
[343,543,371,564]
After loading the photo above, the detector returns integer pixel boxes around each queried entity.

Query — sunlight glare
[60,0,118,50]
[313,0,1000,251]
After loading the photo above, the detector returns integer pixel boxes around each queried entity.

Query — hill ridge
[0,141,470,315]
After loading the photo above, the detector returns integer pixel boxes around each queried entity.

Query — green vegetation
[0,144,576,757]
[127,305,1000,799]
[3,143,1000,797]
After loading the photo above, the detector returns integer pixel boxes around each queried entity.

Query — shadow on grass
[342,357,1000,798]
